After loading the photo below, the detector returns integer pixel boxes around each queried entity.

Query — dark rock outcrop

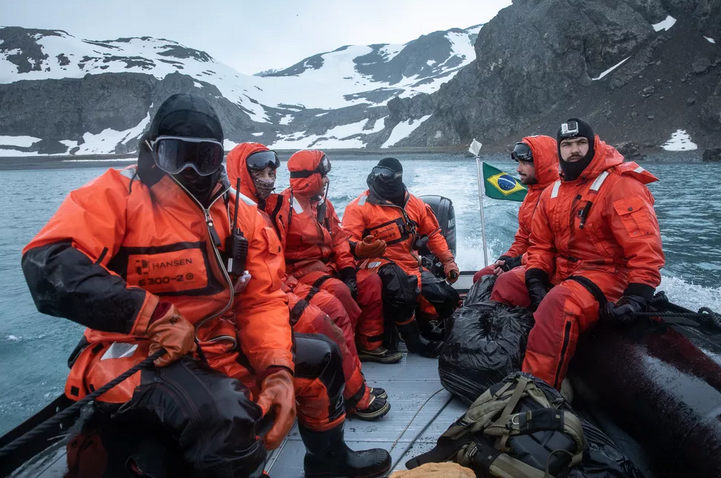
[395,0,721,150]
[702,147,721,160]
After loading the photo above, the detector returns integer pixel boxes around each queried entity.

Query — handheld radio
[226,178,249,275]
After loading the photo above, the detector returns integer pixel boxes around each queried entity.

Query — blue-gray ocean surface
[1,153,720,434]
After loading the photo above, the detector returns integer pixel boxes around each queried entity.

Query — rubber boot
[397,321,443,358]
[299,424,391,478]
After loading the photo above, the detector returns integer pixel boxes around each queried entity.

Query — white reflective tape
[358,195,367,206]
[237,192,256,206]
[119,168,137,180]
[292,197,304,214]
[550,181,561,199]
[101,342,139,361]
[634,166,645,173]
[590,171,609,192]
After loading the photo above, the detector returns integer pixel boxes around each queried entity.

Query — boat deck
[267,349,467,477]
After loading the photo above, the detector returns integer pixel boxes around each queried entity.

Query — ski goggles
[511,142,533,162]
[371,166,402,183]
[246,150,280,171]
[290,154,332,178]
[149,136,225,176]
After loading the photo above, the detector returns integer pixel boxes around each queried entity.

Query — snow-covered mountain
[0,25,481,156]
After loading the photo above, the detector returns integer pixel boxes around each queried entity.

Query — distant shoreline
[0,147,705,171]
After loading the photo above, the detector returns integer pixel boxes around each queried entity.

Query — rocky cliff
[391,0,721,152]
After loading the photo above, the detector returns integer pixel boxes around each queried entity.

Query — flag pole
[469,139,489,267]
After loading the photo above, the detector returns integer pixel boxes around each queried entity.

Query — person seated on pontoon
[21,95,391,478]
[342,158,460,359]
[473,135,558,283]
[491,118,665,390]
[225,142,392,421]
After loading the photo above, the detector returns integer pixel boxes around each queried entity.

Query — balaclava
[556,118,595,181]
[368,157,406,206]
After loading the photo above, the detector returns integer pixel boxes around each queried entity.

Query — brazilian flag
[483,162,527,202]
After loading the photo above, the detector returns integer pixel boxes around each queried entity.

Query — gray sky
[1,0,511,75]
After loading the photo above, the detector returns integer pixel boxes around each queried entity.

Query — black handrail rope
[635,307,721,330]
[0,349,166,461]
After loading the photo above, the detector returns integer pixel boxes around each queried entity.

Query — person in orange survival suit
[225,142,392,420]
[473,136,559,283]
[342,158,461,358]
[490,118,665,390]
[273,150,403,364]
[21,94,391,478]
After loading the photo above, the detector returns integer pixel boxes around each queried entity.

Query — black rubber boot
[397,321,443,358]
[299,424,391,478]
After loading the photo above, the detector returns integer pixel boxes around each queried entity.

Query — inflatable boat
[1,196,720,478]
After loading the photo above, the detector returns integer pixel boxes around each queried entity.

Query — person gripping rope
[473,135,559,284]
[225,142,392,421]
[22,95,391,478]
[342,158,460,359]
[490,118,665,389]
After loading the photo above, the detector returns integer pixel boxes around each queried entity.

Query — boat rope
[0,349,166,462]
[389,388,455,471]
[635,307,721,331]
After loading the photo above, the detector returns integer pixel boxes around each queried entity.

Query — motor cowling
[418,195,456,278]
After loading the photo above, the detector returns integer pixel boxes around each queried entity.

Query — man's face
[516,161,537,185]
[560,137,589,162]
[250,166,276,200]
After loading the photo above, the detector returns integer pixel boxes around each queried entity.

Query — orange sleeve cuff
[128,292,160,336]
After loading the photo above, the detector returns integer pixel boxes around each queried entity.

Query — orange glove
[256,368,296,449]
[355,235,386,259]
[444,261,460,284]
[147,302,197,367]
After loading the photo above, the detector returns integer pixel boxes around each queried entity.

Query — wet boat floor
[266,347,467,477]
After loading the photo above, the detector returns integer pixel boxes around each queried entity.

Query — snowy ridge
[0,25,482,155]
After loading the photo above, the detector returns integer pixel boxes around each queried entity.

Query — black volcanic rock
[396,0,721,150]
[0,27,65,73]
[702,147,721,161]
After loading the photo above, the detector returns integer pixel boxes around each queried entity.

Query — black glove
[601,295,648,324]
[338,267,358,300]
[525,269,551,312]
[497,255,523,272]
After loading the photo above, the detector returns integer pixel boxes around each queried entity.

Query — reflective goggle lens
[372,166,402,182]
[247,150,280,171]
[319,155,331,176]
[151,136,224,176]
[511,142,533,162]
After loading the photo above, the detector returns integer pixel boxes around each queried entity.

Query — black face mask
[173,168,220,207]
[369,174,405,205]
[560,144,595,181]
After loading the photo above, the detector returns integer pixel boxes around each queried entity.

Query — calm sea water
[1,153,720,434]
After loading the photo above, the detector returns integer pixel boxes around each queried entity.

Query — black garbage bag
[439,277,534,403]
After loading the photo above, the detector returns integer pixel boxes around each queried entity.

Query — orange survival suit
[342,159,460,356]
[226,143,378,414]
[271,150,386,353]
[493,135,665,388]
[474,135,560,282]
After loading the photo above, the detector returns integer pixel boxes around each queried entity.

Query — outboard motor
[418,195,456,279]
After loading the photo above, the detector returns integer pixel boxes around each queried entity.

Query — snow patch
[74,114,150,155]
[366,117,387,134]
[592,56,630,80]
[0,149,40,157]
[661,129,697,151]
[653,15,676,32]
[705,36,716,44]
[279,114,293,125]
[193,81,203,88]
[381,115,432,148]
[0,135,41,147]
[379,44,404,63]
[445,31,476,63]
[224,139,238,150]
[251,132,264,137]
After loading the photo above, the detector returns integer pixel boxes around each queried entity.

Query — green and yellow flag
[482,162,527,202]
